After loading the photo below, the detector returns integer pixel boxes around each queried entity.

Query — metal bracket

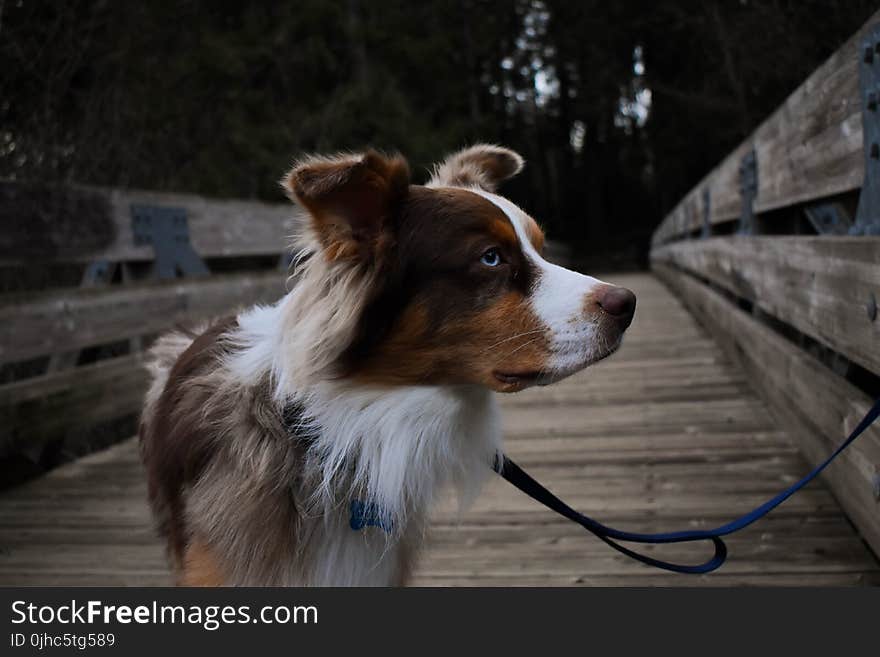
[701,187,712,238]
[47,259,117,373]
[131,205,209,279]
[738,149,757,235]
[82,260,114,285]
[852,24,880,235]
[804,202,853,235]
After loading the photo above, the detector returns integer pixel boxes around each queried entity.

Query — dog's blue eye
[481,248,502,267]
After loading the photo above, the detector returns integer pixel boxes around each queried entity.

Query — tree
[2,0,876,262]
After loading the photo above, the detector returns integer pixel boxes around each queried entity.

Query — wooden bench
[650,10,880,555]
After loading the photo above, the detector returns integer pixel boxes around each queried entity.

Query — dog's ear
[282,150,410,262]
[427,144,524,192]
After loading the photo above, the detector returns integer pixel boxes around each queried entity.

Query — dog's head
[282,145,635,392]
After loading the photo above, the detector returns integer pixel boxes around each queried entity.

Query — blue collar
[281,405,394,535]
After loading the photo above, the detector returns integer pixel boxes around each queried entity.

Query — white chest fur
[305,512,403,587]
[298,383,503,586]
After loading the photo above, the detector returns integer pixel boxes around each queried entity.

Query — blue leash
[494,397,880,574]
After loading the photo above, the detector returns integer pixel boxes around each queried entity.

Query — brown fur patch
[486,213,518,247]
[139,317,239,560]
[282,150,409,264]
[179,538,227,586]
[354,295,548,389]
[525,217,545,253]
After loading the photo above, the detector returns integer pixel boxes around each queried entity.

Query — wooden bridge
[2,13,879,586]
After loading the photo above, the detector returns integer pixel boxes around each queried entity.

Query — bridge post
[852,23,880,235]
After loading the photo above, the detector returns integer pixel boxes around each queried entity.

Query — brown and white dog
[139,145,636,586]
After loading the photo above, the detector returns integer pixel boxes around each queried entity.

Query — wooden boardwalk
[1,273,877,586]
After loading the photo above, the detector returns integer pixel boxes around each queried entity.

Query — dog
[139,144,636,586]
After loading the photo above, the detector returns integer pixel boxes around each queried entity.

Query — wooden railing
[0,183,293,474]
[650,11,880,554]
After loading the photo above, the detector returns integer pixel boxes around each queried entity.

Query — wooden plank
[495,430,792,462]
[0,181,295,265]
[426,515,863,545]
[655,186,703,245]
[0,271,286,365]
[751,19,867,214]
[652,9,879,245]
[0,354,147,455]
[653,263,880,555]
[652,236,880,375]
[419,533,876,570]
[0,271,286,455]
[707,142,755,227]
[497,380,750,406]
[500,397,774,439]
[652,138,754,245]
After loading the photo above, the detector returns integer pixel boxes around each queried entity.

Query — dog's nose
[596,286,636,324]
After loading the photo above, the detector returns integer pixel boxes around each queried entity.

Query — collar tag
[349,500,393,534]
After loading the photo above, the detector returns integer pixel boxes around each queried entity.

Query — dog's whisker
[479,329,546,354]
[497,336,542,361]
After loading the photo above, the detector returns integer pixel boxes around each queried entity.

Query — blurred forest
[1,0,877,266]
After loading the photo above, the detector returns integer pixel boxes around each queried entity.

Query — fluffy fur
[427,143,524,191]
[140,144,635,586]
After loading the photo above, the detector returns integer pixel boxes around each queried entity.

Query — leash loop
[494,397,880,574]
